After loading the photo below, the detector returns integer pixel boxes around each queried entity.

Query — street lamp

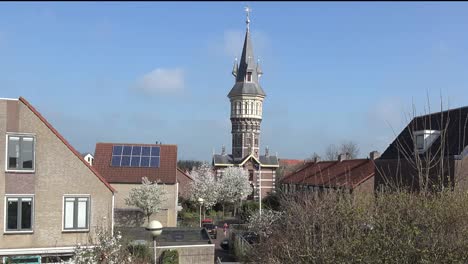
[198,197,204,228]
[146,220,163,264]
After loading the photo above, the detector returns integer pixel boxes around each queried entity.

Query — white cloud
[223,30,245,58]
[210,29,272,60]
[134,68,185,96]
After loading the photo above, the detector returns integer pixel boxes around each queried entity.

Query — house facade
[212,9,279,201]
[281,152,379,195]
[0,97,115,262]
[93,143,179,227]
[375,106,468,192]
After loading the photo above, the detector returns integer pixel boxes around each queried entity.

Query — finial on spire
[245,6,251,31]
[232,57,238,77]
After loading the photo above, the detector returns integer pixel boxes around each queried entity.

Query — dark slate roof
[117,227,212,246]
[213,154,234,165]
[93,143,177,184]
[259,155,279,166]
[213,153,279,166]
[228,26,266,97]
[380,106,468,159]
[281,159,375,189]
[228,82,265,97]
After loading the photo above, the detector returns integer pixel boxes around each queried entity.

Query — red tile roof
[93,143,177,184]
[281,159,375,189]
[279,159,305,167]
[18,97,115,193]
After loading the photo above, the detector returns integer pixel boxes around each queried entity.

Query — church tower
[229,7,265,161]
[213,7,279,201]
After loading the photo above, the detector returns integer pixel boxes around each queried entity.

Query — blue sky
[1,2,468,161]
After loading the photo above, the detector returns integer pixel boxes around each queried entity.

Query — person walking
[223,223,229,237]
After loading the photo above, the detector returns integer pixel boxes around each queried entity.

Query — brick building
[281,152,379,195]
[375,106,468,192]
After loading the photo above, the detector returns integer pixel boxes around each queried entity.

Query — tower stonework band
[213,8,279,201]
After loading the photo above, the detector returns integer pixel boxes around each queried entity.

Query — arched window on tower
[236,101,241,115]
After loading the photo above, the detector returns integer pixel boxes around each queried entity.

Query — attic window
[246,72,252,82]
[414,130,440,153]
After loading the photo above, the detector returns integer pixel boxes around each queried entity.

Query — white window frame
[4,194,35,234]
[414,130,440,153]
[5,133,36,173]
[62,195,91,232]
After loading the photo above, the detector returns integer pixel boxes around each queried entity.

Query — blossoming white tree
[189,163,220,210]
[125,177,168,224]
[218,166,253,216]
[72,230,133,264]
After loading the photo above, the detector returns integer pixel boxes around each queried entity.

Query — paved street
[212,226,237,262]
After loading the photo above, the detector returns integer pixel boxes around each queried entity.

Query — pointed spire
[228,6,266,98]
[232,57,238,77]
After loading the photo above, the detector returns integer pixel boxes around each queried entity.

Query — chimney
[369,151,380,160]
[338,153,348,162]
[221,145,226,156]
[265,146,270,157]
[314,156,320,163]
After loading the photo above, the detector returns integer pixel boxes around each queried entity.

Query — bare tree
[340,140,360,159]
[325,144,339,160]
[325,141,360,160]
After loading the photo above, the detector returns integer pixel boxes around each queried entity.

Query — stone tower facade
[229,10,266,161]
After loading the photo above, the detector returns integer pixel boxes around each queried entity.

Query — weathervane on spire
[245,6,251,31]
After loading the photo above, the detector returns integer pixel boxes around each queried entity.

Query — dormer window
[415,134,424,150]
[414,130,440,153]
[246,72,252,82]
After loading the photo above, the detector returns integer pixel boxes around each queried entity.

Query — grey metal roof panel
[259,155,279,166]
[213,154,234,165]
[228,82,266,97]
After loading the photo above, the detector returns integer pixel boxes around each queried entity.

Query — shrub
[161,249,179,264]
[128,243,151,262]
[240,201,259,222]
[246,190,468,263]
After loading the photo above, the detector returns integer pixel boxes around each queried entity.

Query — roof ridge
[177,167,193,181]
[96,142,178,147]
[18,97,115,193]
[413,105,468,119]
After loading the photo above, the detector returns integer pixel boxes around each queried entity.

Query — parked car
[221,239,230,250]
[202,218,217,239]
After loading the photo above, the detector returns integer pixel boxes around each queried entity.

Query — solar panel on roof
[112,145,122,155]
[110,145,161,168]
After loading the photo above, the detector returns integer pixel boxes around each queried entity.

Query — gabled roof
[93,143,177,184]
[380,106,468,159]
[281,159,375,189]
[18,97,115,193]
[213,153,279,167]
